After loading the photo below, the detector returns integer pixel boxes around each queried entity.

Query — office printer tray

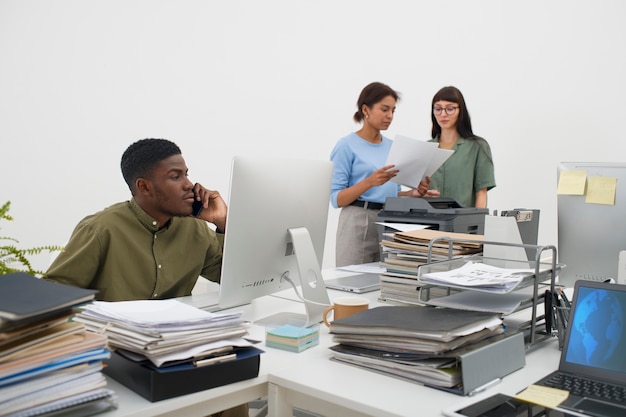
[104,346,263,402]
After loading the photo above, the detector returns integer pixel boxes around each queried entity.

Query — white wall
[1,0,625,273]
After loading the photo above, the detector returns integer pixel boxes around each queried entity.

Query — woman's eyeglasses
[433,106,459,116]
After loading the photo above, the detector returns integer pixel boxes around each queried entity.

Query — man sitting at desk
[46,138,247,417]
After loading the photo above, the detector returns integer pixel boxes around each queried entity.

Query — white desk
[99,270,562,417]
[98,293,308,417]
[267,334,561,417]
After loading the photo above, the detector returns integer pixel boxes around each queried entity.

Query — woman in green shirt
[427,86,496,208]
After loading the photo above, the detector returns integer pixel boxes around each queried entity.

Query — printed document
[419,261,534,293]
[386,135,453,188]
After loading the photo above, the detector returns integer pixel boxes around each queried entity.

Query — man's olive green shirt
[46,199,223,301]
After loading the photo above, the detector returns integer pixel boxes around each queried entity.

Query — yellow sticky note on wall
[557,170,586,195]
[586,176,617,205]
[515,384,569,409]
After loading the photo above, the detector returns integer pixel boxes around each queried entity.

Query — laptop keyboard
[543,373,626,404]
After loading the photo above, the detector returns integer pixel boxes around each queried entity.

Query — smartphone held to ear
[192,191,203,217]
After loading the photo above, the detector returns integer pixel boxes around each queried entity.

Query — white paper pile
[419,261,533,294]
[75,299,253,367]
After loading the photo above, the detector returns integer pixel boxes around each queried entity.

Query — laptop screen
[561,281,626,380]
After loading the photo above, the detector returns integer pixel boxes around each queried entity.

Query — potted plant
[0,201,63,276]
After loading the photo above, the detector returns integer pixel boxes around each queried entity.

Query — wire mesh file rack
[416,238,562,349]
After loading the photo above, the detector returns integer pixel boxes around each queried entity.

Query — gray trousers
[335,205,381,267]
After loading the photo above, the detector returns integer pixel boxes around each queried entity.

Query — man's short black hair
[121,138,182,191]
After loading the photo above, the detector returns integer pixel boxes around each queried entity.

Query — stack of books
[0,273,117,417]
[327,305,504,393]
[379,229,483,305]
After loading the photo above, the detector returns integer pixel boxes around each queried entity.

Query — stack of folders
[328,305,503,392]
[379,229,483,305]
[74,299,256,368]
[0,273,116,417]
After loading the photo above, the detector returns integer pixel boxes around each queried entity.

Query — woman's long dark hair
[431,86,474,139]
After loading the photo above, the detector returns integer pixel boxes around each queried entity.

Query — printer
[377,197,489,235]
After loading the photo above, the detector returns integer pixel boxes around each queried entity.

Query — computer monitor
[557,162,626,287]
[215,156,333,324]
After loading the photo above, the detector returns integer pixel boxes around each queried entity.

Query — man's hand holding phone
[191,184,227,233]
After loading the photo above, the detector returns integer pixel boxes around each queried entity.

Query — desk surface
[99,268,562,417]
[98,293,307,417]
[268,331,560,417]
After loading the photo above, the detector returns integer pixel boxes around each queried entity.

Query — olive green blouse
[428,136,496,208]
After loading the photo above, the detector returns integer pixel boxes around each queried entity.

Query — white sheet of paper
[147,338,254,367]
[375,222,430,233]
[84,299,243,331]
[426,146,454,177]
[336,263,385,274]
[386,135,453,188]
[420,261,533,293]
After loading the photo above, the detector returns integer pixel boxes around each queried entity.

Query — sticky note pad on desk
[266,323,319,353]
[515,384,569,409]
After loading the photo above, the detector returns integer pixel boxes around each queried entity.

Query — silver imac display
[217,156,333,324]
[557,162,626,287]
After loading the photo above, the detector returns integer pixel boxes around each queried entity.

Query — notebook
[532,280,626,416]
[0,273,97,329]
[324,273,380,294]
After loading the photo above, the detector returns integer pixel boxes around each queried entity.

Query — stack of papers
[328,305,503,390]
[386,135,454,189]
[330,344,460,388]
[418,261,534,294]
[0,273,116,417]
[379,229,483,305]
[265,324,319,353]
[75,299,253,367]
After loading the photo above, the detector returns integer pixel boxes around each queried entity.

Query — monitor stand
[254,227,331,327]
[290,227,331,323]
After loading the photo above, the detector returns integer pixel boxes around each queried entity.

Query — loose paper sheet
[419,261,533,293]
[376,222,430,233]
[386,135,453,188]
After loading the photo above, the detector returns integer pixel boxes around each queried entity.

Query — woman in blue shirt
[330,82,438,267]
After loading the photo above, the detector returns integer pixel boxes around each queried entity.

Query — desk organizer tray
[417,256,559,294]
[104,346,263,401]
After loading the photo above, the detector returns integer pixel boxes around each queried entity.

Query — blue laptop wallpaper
[564,286,626,374]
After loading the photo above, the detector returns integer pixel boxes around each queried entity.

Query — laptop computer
[324,273,380,294]
[532,280,626,416]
